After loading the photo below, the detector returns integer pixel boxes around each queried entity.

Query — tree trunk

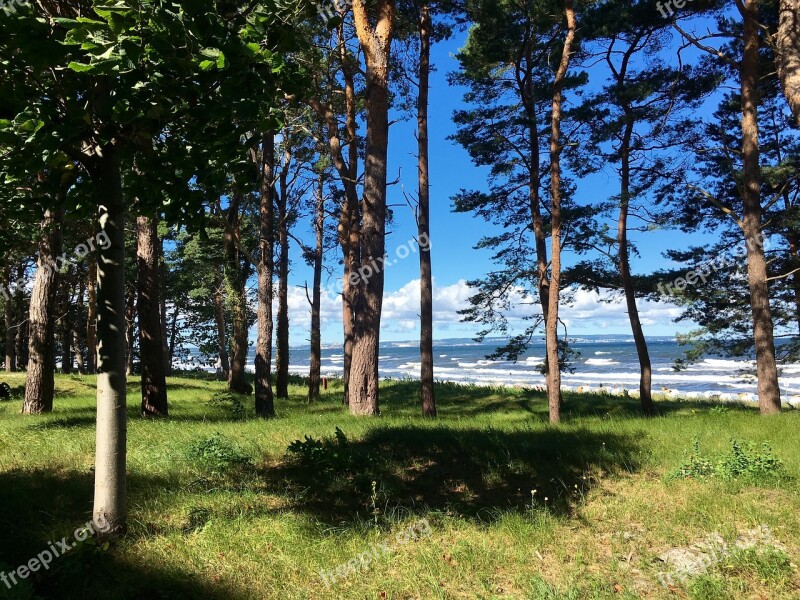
[309,168,325,402]
[125,286,135,376]
[619,123,656,415]
[417,3,436,418]
[14,265,26,370]
[777,0,800,124]
[347,0,395,415]
[159,239,172,377]
[92,144,127,535]
[275,144,291,399]
[60,276,74,374]
[22,207,64,414]
[545,0,576,424]
[3,266,16,372]
[87,258,97,374]
[74,265,86,375]
[136,214,168,417]
[255,132,276,417]
[741,0,782,414]
[224,193,251,395]
[213,268,230,381]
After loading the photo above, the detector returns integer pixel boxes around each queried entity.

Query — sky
[270,25,723,347]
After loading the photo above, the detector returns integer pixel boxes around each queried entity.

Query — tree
[777,0,800,124]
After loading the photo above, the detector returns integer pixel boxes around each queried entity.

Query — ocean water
[181,335,800,400]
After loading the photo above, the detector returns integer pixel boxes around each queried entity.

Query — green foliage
[208,392,247,421]
[673,438,785,483]
[187,433,253,476]
[286,427,351,472]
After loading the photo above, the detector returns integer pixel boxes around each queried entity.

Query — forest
[0,0,799,598]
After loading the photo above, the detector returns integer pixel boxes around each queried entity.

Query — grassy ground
[0,372,798,599]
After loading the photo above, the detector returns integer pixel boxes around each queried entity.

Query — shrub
[673,438,785,483]
[286,427,351,472]
[187,433,253,476]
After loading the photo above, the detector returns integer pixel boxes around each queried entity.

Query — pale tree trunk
[777,0,800,124]
[136,214,168,417]
[87,258,97,374]
[275,143,291,399]
[22,207,64,414]
[255,132,276,417]
[125,286,135,376]
[348,0,395,415]
[213,268,230,381]
[224,194,251,395]
[309,168,325,402]
[60,276,74,374]
[3,266,16,372]
[545,0,576,424]
[92,144,127,535]
[159,240,172,377]
[417,2,436,418]
[619,121,655,415]
[741,0,782,414]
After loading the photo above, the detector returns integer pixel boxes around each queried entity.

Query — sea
[179,335,800,401]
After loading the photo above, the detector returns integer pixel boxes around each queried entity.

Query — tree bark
[159,239,172,377]
[347,0,395,415]
[87,257,97,374]
[741,0,782,414]
[3,266,16,372]
[255,132,276,417]
[545,0,576,424]
[417,2,436,418]
[60,276,74,374]
[213,267,230,381]
[777,0,800,124]
[22,207,64,414]
[275,143,291,399]
[14,265,26,370]
[124,286,135,376]
[618,104,655,415]
[224,193,251,395]
[309,168,325,402]
[136,214,168,417]
[74,265,86,375]
[91,143,127,535]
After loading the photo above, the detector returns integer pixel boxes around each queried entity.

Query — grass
[0,372,798,599]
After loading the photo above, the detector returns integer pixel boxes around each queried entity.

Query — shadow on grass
[0,468,247,600]
[261,424,643,525]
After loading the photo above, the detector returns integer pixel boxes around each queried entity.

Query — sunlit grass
[0,372,798,599]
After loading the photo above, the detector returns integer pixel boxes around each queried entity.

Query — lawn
[0,373,798,599]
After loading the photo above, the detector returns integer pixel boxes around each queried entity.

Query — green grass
[0,372,798,599]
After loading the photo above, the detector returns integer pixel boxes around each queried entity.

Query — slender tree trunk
[22,207,64,414]
[619,122,656,415]
[309,168,325,402]
[777,0,800,124]
[741,0,782,414]
[417,3,436,417]
[136,215,168,417]
[92,144,127,535]
[3,267,16,372]
[213,268,230,381]
[787,232,800,334]
[60,277,74,374]
[87,258,97,374]
[159,239,172,377]
[256,132,276,417]
[348,0,395,415]
[168,304,178,370]
[74,265,86,375]
[545,0,576,424]
[224,194,251,395]
[275,145,291,399]
[14,265,26,370]
[125,287,135,376]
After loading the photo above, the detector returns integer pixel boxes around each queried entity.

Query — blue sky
[275,27,722,346]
